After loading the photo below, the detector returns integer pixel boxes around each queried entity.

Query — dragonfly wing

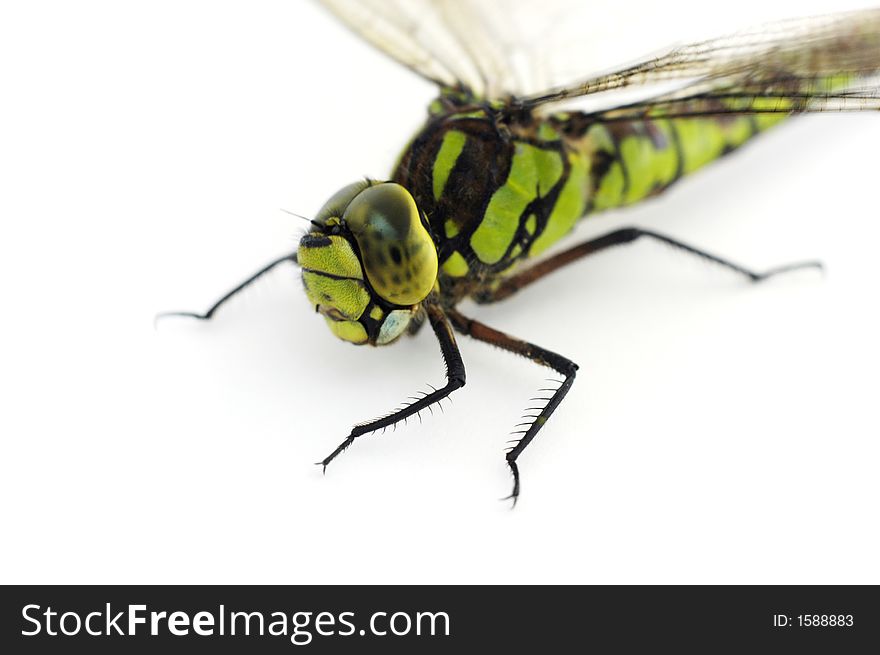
[519,9,880,117]
[317,0,506,95]
[318,2,880,113]
[578,77,880,124]
[315,0,611,98]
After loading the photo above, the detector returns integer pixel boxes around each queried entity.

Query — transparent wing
[316,0,604,97]
[573,77,880,125]
[317,1,880,117]
[519,8,880,118]
[316,0,514,96]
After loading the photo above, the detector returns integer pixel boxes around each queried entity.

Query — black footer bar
[2,585,877,653]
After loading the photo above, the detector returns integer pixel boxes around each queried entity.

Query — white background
[2,0,878,584]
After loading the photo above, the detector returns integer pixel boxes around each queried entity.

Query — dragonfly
[163,1,880,504]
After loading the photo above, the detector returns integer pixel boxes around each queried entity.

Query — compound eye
[343,183,438,306]
[314,180,371,225]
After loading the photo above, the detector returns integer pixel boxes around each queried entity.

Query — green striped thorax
[297,181,439,346]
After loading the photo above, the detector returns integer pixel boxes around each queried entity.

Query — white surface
[1,0,878,584]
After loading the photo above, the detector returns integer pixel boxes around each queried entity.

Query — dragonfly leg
[446,308,578,507]
[156,253,297,322]
[318,302,466,471]
[474,227,822,304]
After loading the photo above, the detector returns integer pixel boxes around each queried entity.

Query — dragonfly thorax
[297,181,438,346]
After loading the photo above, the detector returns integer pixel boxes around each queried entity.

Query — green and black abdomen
[574,109,784,214]
[393,101,784,300]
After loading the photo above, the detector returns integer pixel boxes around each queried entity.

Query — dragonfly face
[297,180,439,346]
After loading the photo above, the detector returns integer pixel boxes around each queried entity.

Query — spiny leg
[474,227,822,304]
[319,301,466,471]
[157,253,297,322]
[446,309,578,506]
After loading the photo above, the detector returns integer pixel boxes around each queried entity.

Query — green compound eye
[343,183,438,306]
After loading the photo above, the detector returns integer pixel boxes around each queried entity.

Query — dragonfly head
[297,181,438,346]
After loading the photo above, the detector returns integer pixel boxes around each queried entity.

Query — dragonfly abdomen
[575,111,784,217]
